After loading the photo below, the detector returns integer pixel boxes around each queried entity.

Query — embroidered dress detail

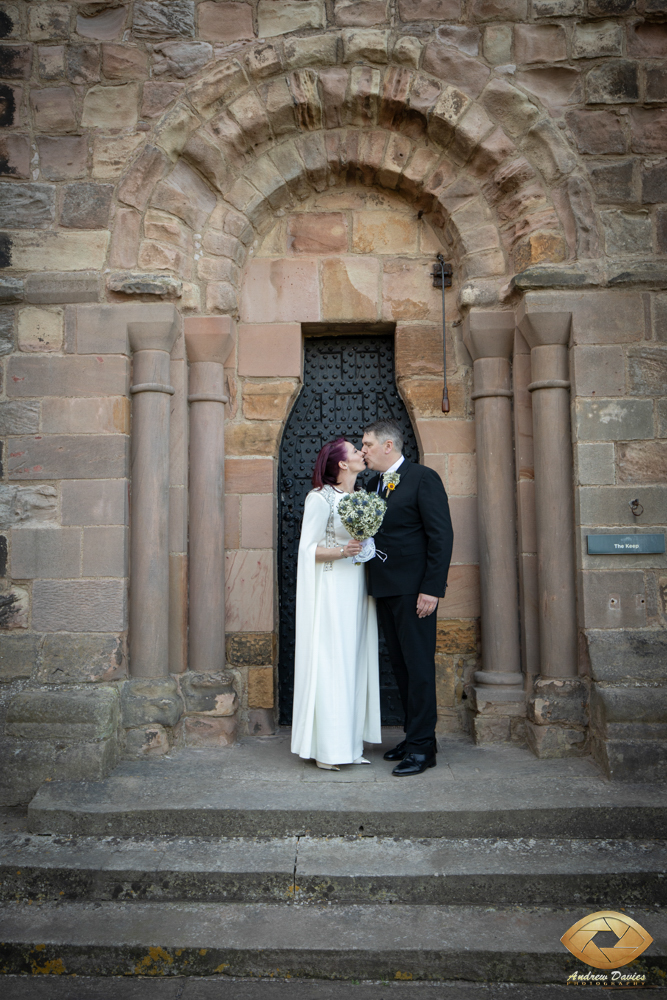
[321,485,337,571]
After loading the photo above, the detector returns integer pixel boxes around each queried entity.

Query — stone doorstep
[0,900,665,981]
[1,833,666,908]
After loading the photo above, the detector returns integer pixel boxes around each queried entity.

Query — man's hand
[416,593,438,618]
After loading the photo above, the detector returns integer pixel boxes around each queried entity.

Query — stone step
[2,833,666,907]
[0,899,665,982]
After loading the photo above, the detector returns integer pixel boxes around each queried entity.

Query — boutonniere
[382,471,401,494]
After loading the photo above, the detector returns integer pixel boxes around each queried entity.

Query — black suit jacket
[366,459,454,599]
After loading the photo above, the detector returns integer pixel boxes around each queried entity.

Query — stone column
[128,310,179,678]
[463,311,523,743]
[517,295,586,757]
[184,316,235,674]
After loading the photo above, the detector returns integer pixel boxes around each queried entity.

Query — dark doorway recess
[278,332,418,726]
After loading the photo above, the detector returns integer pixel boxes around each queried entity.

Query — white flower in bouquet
[337,491,387,564]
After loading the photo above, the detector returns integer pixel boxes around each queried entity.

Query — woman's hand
[344,539,362,557]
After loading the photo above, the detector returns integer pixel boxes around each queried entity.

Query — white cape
[291,488,381,765]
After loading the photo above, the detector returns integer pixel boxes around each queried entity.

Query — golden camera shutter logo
[561,910,653,970]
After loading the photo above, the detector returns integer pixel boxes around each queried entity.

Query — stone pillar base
[526,677,589,759]
[248,708,276,736]
[465,684,526,745]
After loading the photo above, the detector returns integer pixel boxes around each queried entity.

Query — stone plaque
[587,534,665,555]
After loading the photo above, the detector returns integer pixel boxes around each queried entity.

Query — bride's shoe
[353,756,371,764]
[316,760,340,770]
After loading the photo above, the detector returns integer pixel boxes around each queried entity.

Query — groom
[362,419,454,776]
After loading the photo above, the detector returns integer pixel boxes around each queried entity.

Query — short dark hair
[363,419,404,452]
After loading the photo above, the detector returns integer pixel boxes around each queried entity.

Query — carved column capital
[127,304,179,355]
[462,309,515,361]
[516,295,572,349]
[184,316,235,366]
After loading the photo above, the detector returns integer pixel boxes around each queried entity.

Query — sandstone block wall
[0,0,664,775]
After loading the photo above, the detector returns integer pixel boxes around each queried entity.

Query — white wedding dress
[291,486,382,765]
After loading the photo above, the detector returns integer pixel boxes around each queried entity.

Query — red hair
[312,437,348,489]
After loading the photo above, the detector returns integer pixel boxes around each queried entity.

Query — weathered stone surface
[152,40,213,80]
[0,183,55,229]
[521,120,576,184]
[342,27,389,63]
[60,183,113,230]
[321,257,379,321]
[483,25,511,65]
[199,2,253,42]
[628,21,667,58]
[631,108,667,155]
[573,20,622,59]
[25,271,100,305]
[67,44,101,85]
[102,43,149,80]
[565,109,627,155]
[0,485,57,530]
[124,724,170,757]
[0,306,13,354]
[248,666,274,709]
[641,160,667,205]
[0,401,38,435]
[258,1,325,37]
[0,135,29,179]
[92,134,144,181]
[515,24,566,64]
[17,306,63,353]
[82,525,128,578]
[481,79,539,138]
[179,671,237,716]
[582,569,647,629]
[575,398,653,442]
[141,81,185,121]
[0,735,119,805]
[627,346,667,397]
[226,422,281,457]
[37,634,127,685]
[247,708,276,736]
[226,632,275,667]
[586,630,667,682]
[150,159,216,232]
[242,382,296,422]
[617,440,667,485]
[586,60,638,104]
[107,272,183,298]
[436,620,477,655]
[133,0,195,39]
[8,434,127,481]
[334,0,388,26]
[0,279,22,305]
[6,687,119,742]
[2,231,110,272]
[527,678,588,728]
[38,43,65,80]
[587,0,633,13]
[121,677,182,728]
[423,42,489,99]
[0,43,30,79]
[0,633,39,682]
[471,0,527,19]
[601,209,651,255]
[588,159,635,204]
[225,458,274,495]
[28,4,69,41]
[525,720,587,759]
[76,5,127,40]
[573,344,625,398]
[32,579,126,632]
[177,714,237,747]
[61,479,128,528]
[81,83,139,129]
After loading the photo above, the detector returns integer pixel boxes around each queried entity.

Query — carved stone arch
[112,35,600,313]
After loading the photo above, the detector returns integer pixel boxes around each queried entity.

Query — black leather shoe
[392,751,436,776]
[383,739,407,761]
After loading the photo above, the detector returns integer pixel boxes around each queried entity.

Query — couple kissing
[291,419,454,777]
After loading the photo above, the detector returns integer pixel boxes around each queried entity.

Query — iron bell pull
[431,253,453,414]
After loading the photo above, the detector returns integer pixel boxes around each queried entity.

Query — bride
[291,437,381,770]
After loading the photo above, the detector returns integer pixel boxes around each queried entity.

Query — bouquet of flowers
[337,491,387,564]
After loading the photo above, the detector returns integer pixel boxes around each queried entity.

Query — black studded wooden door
[278,333,418,726]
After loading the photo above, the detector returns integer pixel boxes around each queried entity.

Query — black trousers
[376,594,438,753]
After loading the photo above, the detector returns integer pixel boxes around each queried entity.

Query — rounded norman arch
[110,29,600,315]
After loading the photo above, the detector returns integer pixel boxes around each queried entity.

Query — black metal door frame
[277,329,418,726]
